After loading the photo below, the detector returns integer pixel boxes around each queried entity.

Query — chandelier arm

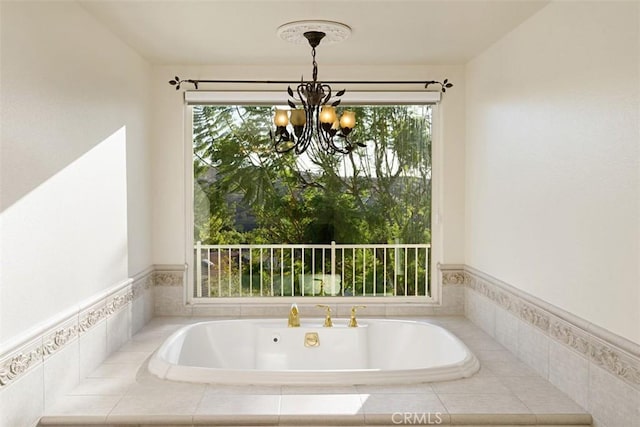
[316,117,345,153]
[321,84,333,106]
[296,84,308,109]
[338,134,356,153]
[295,128,312,154]
[329,135,351,154]
[314,116,328,153]
[273,127,296,153]
[317,120,342,154]
[332,129,356,154]
[293,107,315,154]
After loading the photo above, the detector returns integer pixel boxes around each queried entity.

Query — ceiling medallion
[277,20,352,45]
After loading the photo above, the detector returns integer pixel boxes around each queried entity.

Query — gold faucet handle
[316,304,333,327]
[349,305,367,327]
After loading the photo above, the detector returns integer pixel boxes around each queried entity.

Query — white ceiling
[79,0,549,66]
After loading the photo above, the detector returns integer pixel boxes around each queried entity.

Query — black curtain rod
[168,76,453,92]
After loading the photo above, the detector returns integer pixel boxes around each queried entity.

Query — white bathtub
[148,318,480,385]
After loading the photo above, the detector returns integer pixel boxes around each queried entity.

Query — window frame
[183,91,443,306]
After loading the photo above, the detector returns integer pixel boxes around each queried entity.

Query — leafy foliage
[192,105,432,245]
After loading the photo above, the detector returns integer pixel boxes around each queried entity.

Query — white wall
[465,2,639,343]
[0,1,152,345]
[150,64,466,269]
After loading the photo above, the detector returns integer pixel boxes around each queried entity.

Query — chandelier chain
[311,47,318,83]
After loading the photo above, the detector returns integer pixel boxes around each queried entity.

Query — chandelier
[272,30,360,155]
[168,19,454,156]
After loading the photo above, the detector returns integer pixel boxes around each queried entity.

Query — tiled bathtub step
[38,412,593,426]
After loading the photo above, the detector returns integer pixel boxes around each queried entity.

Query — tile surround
[0,268,155,427]
[548,339,590,409]
[588,364,640,427]
[78,322,108,379]
[443,265,640,427]
[0,364,44,427]
[494,304,520,354]
[44,340,80,410]
[39,316,592,426]
[517,320,549,378]
[2,263,637,426]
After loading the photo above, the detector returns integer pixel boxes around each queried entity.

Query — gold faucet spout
[288,303,300,327]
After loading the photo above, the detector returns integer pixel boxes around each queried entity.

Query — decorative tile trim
[105,288,134,316]
[590,336,640,387]
[446,265,640,390]
[153,270,184,287]
[0,277,137,389]
[78,303,107,334]
[548,315,590,357]
[43,318,79,358]
[441,271,467,285]
[0,339,43,386]
[518,302,550,333]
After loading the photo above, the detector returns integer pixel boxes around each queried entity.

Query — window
[185,92,441,303]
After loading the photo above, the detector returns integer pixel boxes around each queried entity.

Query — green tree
[192,105,431,245]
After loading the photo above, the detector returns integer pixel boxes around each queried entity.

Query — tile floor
[38,316,592,426]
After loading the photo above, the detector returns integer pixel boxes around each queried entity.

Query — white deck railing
[194,242,431,299]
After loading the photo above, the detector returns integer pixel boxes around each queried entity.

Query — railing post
[196,241,202,298]
[330,241,336,278]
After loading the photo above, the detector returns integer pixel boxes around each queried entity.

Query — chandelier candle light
[272,29,360,155]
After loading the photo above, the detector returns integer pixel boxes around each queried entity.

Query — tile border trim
[152,264,186,287]
[0,268,154,389]
[441,264,640,390]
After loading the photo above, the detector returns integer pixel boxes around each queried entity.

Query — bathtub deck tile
[448,413,537,425]
[474,349,521,362]
[360,392,449,425]
[498,374,590,414]
[195,394,281,416]
[102,350,152,365]
[193,414,280,425]
[43,395,122,419]
[481,358,539,377]
[281,397,367,424]
[437,392,532,414]
[204,384,282,395]
[107,414,194,425]
[108,382,205,417]
[278,414,365,426]
[117,337,166,352]
[39,315,594,427]
[363,413,451,426]
[281,385,359,395]
[68,377,135,396]
[355,383,434,394]
[36,415,110,425]
[431,376,512,395]
[86,362,142,379]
